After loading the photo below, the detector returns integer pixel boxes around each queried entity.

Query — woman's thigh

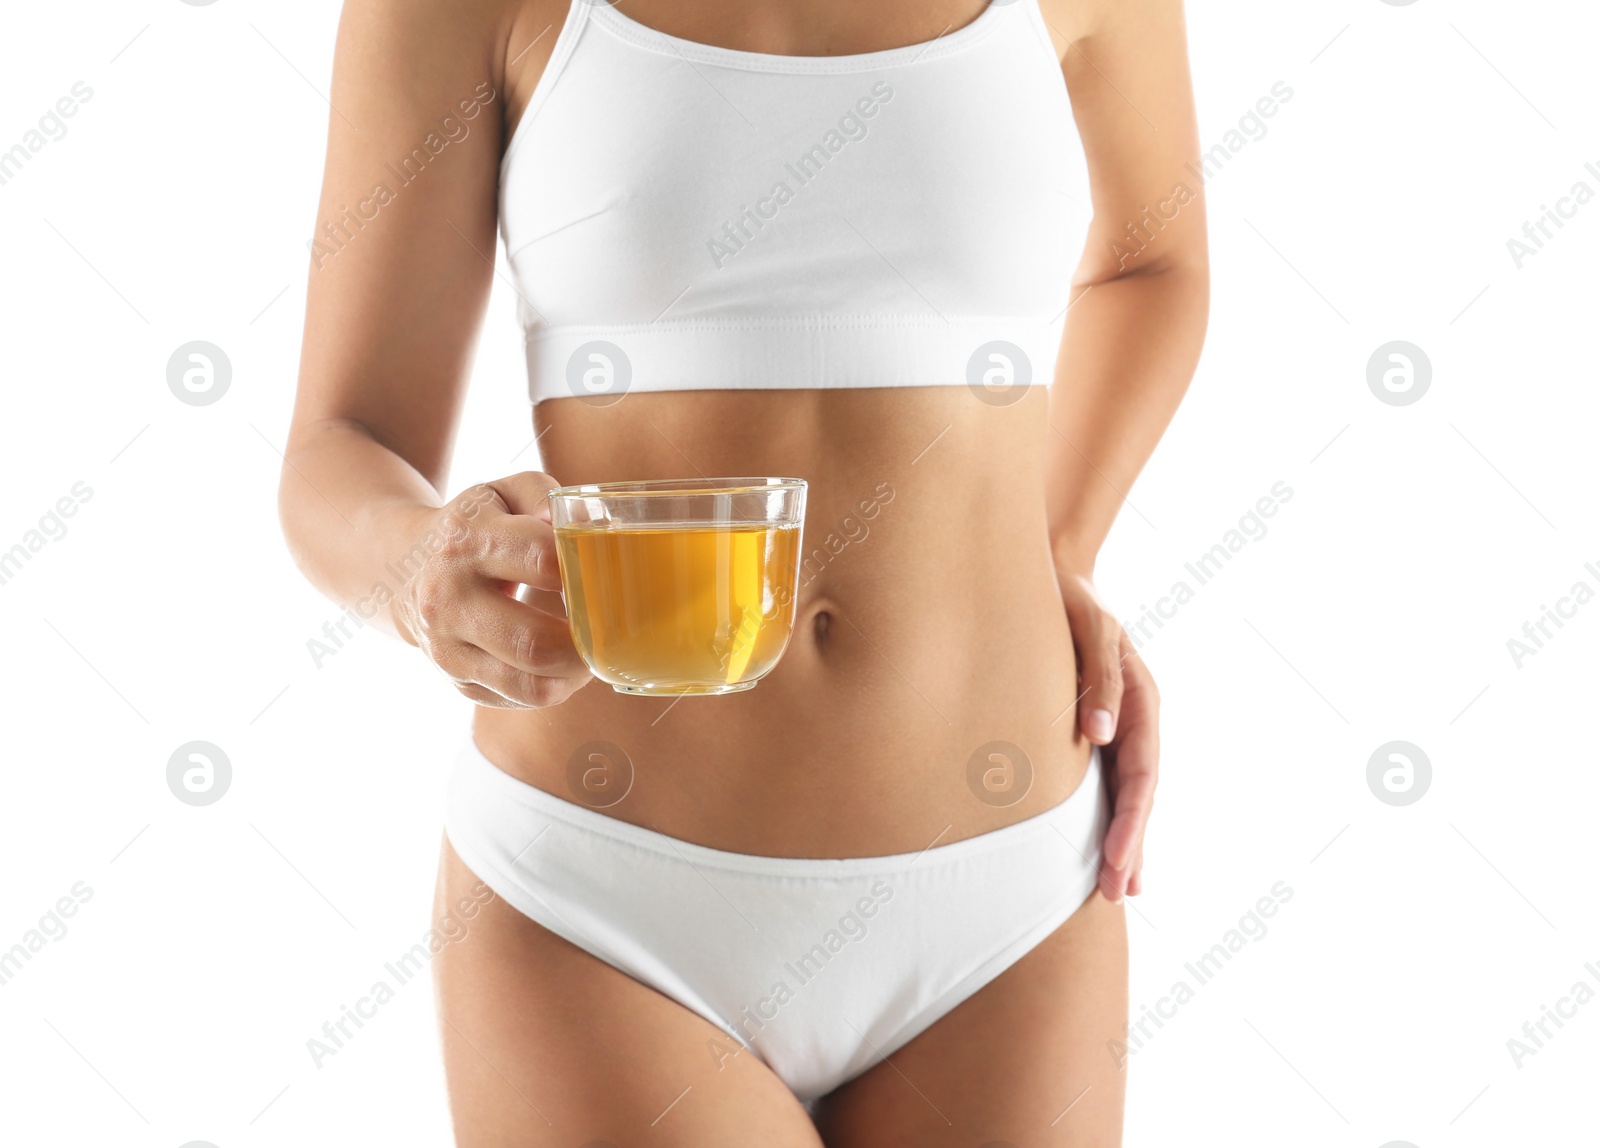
[432,837,823,1148]
[812,891,1128,1148]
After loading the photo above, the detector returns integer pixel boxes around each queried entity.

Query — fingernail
[1088,708,1115,742]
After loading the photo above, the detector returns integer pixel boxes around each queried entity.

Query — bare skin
[284,0,1207,1142]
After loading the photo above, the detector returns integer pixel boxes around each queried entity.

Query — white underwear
[443,737,1109,1102]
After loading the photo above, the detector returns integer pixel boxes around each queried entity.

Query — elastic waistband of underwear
[451,736,1105,880]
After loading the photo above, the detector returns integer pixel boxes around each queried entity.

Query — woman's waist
[472,579,1090,857]
[508,385,1084,854]
[531,382,1054,502]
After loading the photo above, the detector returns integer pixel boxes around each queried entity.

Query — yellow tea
[555,522,802,694]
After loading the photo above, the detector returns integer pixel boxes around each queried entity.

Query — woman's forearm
[278,418,452,644]
[1045,262,1209,573]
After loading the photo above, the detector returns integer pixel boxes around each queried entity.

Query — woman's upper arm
[289,0,519,490]
[1043,0,1208,283]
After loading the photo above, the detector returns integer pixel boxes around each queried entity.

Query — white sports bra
[499,0,1089,405]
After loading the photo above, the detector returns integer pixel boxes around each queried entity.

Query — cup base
[611,681,758,697]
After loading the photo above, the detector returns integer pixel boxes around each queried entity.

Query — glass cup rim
[547,476,807,500]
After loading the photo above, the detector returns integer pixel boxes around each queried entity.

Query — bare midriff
[473,385,1092,858]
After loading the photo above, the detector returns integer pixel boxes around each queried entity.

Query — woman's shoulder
[332,0,566,100]
[1036,0,1187,58]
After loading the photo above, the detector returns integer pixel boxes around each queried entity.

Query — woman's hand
[1058,571,1159,902]
[389,472,593,709]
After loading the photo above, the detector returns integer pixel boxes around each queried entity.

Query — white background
[1,0,1596,1145]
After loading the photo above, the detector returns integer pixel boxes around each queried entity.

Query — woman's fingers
[1057,569,1158,901]
[485,471,562,518]
[397,473,594,709]
[461,587,589,679]
[1060,573,1125,744]
[1102,640,1159,895]
[1103,756,1156,872]
[421,576,591,707]
[435,478,565,591]
[434,637,588,709]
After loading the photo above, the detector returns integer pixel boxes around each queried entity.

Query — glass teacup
[548,478,808,695]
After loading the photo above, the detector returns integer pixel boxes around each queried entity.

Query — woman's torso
[474,0,1094,857]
